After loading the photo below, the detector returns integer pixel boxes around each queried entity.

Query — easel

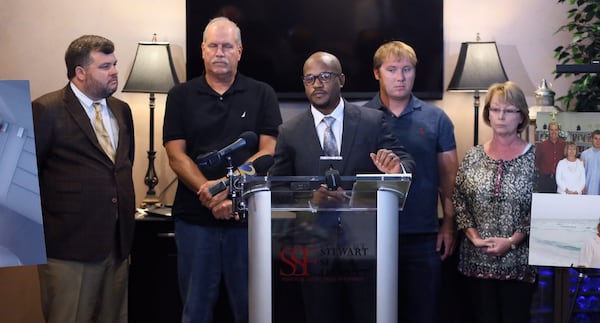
[556,62,600,323]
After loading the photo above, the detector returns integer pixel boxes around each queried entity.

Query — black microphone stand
[223,156,238,219]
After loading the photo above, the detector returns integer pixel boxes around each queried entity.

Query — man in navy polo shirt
[364,40,458,323]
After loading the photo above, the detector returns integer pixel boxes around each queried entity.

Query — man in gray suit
[32,35,135,323]
[270,51,414,323]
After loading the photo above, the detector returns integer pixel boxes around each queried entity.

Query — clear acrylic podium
[242,174,411,323]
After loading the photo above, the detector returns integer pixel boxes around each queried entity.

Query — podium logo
[279,247,318,277]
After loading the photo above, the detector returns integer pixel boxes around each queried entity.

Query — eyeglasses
[489,107,521,115]
[301,72,340,85]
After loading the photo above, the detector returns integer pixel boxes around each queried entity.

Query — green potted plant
[553,0,600,112]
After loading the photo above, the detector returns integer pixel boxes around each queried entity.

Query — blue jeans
[398,233,441,323]
[175,219,248,323]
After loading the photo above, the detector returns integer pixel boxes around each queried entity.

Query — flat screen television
[186,0,444,100]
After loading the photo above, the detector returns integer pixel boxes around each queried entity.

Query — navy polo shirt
[364,94,456,234]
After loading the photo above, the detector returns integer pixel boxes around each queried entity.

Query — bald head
[303,51,342,75]
[302,51,345,114]
[203,17,242,46]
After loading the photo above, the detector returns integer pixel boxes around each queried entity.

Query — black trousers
[464,276,536,323]
[536,173,557,193]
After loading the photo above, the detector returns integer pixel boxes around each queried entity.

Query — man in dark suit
[269,51,414,323]
[32,35,135,323]
[270,51,414,178]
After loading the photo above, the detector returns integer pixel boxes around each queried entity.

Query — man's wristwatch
[508,237,517,250]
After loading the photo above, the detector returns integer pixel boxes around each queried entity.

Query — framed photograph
[529,193,600,268]
[529,112,600,268]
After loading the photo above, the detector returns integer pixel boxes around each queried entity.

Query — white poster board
[0,80,46,267]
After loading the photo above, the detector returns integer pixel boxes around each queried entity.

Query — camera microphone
[196,131,258,168]
[207,155,274,196]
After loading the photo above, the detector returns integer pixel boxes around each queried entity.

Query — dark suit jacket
[32,84,135,261]
[270,100,414,179]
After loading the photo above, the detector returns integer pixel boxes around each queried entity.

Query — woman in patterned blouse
[453,81,537,323]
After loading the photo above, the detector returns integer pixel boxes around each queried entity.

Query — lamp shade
[122,42,179,93]
[447,41,508,91]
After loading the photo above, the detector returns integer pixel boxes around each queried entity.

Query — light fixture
[123,34,179,207]
[448,37,508,146]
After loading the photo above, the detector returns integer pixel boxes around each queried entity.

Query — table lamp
[122,34,179,207]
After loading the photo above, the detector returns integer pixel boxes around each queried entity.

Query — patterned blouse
[454,144,537,283]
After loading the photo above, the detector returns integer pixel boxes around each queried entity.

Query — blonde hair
[373,41,417,70]
[564,142,578,157]
[483,81,530,133]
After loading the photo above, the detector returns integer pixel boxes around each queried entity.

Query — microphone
[251,154,274,176]
[208,160,255,196]
[325,166,341,190]
[207,155,274,196]
[196,131,258,168]
[238,162,256,176]
[319,156,342,190]
[208,180,229,196]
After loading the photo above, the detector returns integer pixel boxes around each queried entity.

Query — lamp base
[140,195,160,208]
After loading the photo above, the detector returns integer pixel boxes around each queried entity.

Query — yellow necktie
[93,102,116,163]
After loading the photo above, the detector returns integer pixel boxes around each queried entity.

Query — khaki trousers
[38,250,129,323]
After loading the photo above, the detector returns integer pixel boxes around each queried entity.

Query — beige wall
[0,0,573,320]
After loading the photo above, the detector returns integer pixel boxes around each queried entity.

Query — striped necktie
[322,116,338,156]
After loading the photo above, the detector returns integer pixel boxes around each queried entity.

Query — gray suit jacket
[270,100,414,179]
[32,84,135,261]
